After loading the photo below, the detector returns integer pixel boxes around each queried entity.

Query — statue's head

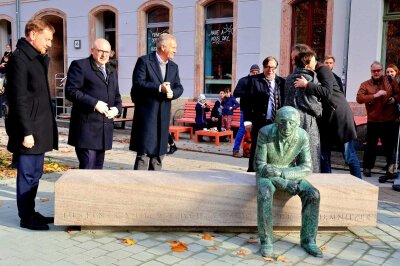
[275,106,300,138]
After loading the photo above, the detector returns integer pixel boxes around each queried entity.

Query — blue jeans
[320,140,361,178]
[233,111,245,152]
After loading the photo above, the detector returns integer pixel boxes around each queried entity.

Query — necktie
[99,65,107,80]
[267,79,276,121]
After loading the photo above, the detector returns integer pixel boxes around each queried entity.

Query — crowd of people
[3,16,400,239]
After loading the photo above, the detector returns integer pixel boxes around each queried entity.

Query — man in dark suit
[244,56,285,172]
[66,38,122,169]
[130,33,184,170]
[6,18,58,230]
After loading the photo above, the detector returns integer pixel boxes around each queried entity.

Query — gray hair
[156,33,176,49]
[370,61,382,68]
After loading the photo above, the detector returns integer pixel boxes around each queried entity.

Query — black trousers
[75,147,105,169]
[248,120,271,172]
[17,154,44,219]
[363,121,396,169]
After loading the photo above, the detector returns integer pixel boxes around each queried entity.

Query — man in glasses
[243,56,285,172]
[356,61,398,177]
[65,38,122,169]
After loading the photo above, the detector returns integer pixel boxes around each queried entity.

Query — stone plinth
[54,170,378,227]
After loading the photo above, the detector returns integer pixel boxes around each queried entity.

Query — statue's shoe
[301,243,323,257]
[260,243,273,257]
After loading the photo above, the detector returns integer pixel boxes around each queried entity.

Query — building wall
[0,0,388,102]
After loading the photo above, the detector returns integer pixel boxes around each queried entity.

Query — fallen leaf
[39,198,49,202]
[236,248,250,257]
[277,255,286,261]
[320,246,327,251]
[202,234,213,240]
[207,246,218,250]
[119,238,137,245]
[168,240,188,252]
[263,257,275,262]
[247,239,258,244]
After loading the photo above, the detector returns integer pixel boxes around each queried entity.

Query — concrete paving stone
[122,243,148,254]
[187,233,204,239]
[237,233,255,240]
[376,235,398,242]
[387,241,400,249]
[389,251,400,259]
[336,248,364,261]
[362,254,386,265]
[239,243,260,254]
[329,258,354,266]
[274,239,296,250]
[367,248,391,258]
[107,249,132,260]
[94,236,116,244]
[70,234,93,243]
[63,253,94,265]
[130,251,156,262]
[219,240,241,250]
[40,250,70,263]
[211,234,230,242]
[382,258,399,266]
[192,251,219,262]
[218,254,243,264]
[176,257,205,266]
[99,241,124,252]
[156,254,182,265]
[283,245,308,257]
[187,243,205,253]
[75,240,103,250]
[146,243,172,256]
[130,232,150,241]
[196,239,215,247]
[58,245,87,256]
[353,261,379,266]
[113,257,143,266]
[0,257,27,266]
[138,238,162,248]
[177,236,197,244]
[302,255,328,265]
[225,236,248,246]
[111,232,131,238]
[204,260,233,266]
[48,261,76,266]
[241,259,265,265]
[82,247,108,258]
[171,249,194,259]
[205,246,227,256]
[330,234,354,243]
[139,261,166,266]
[322,240,348,253]
[347,241,371,251]
[88,255,119,266]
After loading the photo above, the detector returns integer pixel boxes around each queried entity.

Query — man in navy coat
[6,18,58,230]
[130,33,184,170]
[66,38,122,169]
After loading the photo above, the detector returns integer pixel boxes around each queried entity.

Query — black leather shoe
[167,145,178,155]
[35,212,54,224]
[363,168,371,177]
[20,216,49,230]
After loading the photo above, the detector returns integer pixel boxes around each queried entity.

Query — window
[383,0,400,67]
[103,11,116,51]
[204,1,233,95]
[292,0,327,61]
[147,7,169,54]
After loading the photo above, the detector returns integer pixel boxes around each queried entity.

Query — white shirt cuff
[244,121,252,127]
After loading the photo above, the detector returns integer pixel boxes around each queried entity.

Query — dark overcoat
[243,73,285,130]
[306,64,357,148]
[129,52,184,156]
[5,38,58,154]
[65,56,122,150]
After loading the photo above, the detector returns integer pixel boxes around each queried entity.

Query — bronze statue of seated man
[254,106,322,258]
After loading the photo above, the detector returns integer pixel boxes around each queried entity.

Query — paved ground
[1,121,400,266]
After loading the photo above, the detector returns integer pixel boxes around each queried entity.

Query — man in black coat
[130,33,184,170]
[6,18,58,230]
[66,38,122,169]
[244,56,285,172]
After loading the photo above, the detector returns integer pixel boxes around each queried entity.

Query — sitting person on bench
[255,106,322,258]
[210,90,224,131]
[195,94,210,142]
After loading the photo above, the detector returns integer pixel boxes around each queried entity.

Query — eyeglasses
[264,66,277,70]
[371,69,382,73]
[95,48,110,55]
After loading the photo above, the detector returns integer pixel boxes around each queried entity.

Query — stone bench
[54,170,378,228]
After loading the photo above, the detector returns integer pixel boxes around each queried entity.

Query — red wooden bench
[173,101,241,129]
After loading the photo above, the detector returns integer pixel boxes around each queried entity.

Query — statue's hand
[266,166,282,177]
[286,181,299,195]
